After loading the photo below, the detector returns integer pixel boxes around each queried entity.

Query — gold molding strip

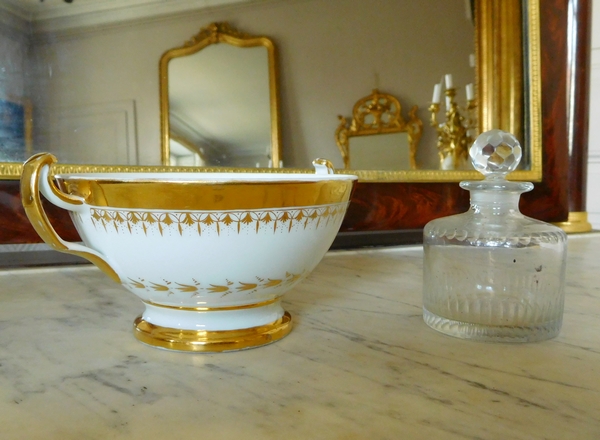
[553,212,593,234]
[475,0,542,183]
[1,162,320,181]
[477,0,523,138]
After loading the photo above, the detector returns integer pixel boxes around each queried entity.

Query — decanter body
[422,130,567,342]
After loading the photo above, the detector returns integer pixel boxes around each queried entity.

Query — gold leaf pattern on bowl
[127,271,305,297]
[88,204,347,236]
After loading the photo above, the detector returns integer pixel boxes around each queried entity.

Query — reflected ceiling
[1,0,254,30]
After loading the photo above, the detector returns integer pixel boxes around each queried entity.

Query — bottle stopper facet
[469,129,522,179]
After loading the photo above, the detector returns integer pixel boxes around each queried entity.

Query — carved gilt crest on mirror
[335,89,423,171]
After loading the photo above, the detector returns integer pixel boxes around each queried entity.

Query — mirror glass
[0,0,539,183]
[350,133,410,170]
[332,0,539,181]
[161,23,280,167]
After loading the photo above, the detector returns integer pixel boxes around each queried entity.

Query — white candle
[469,53,476,68]
[445,95,452,110]
[466,83,474,100]
[432,83,441,104]
[445,74,453,89]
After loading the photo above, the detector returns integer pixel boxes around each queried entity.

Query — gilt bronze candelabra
[428,88,477,170]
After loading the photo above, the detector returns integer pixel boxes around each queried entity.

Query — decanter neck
[461,179,533,215]
[469,190,521,214]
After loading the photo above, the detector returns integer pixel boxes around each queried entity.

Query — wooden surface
[0,0,587,247]
[521,0,570,221]
[340,182,469,232]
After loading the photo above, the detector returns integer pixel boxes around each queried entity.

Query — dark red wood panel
[566,0,592,212]
[341,182,469,232]
[0,180,80,244]
[519,0,570,222]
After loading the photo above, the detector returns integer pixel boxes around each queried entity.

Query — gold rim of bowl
[55,178,355,210]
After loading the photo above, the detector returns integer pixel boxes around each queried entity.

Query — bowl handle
[312,158,335,174]
[21,153,121,283]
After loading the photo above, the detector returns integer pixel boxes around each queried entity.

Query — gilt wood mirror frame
[159,22,282,169]
[335,89,423,171]
[0,0,591,250]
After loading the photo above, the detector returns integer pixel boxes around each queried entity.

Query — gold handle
[21,153,121,283]
[312,158,335,174]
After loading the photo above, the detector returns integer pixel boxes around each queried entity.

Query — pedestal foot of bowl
[132,311,292,352]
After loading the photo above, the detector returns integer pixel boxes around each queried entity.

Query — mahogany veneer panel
[0,180,80,244]
[567,0,592,212]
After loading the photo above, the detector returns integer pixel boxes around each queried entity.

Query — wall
[589,0,600,228]
[0,15,26,99]
[26,0,474,169]
[0,11,29,162]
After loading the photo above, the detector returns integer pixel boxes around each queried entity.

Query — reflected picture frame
[0,98,32,163]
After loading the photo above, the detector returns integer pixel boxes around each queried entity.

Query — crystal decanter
[422,129,567,342]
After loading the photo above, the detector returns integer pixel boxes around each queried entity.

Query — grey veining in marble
[1,234,600,439]
[0,243,51,253]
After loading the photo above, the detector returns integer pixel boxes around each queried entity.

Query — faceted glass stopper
[469,129,522,179]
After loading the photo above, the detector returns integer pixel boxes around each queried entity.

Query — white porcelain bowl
[21,153,357,352]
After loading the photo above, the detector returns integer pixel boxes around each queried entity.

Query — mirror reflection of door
[168,44,272,167]
[169,133,206,167]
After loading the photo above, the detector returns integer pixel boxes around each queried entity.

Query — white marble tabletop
[1,234,600,439]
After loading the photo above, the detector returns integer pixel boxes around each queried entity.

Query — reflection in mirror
[335,90,422,170]
[428,75,478,171]
[331,0,539,182]
[169,133,206,167]
[160,22,281,168]
[0,0,540,183]
[478,0,524,145]
[346,133,411,171]
[0,98,32,162]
